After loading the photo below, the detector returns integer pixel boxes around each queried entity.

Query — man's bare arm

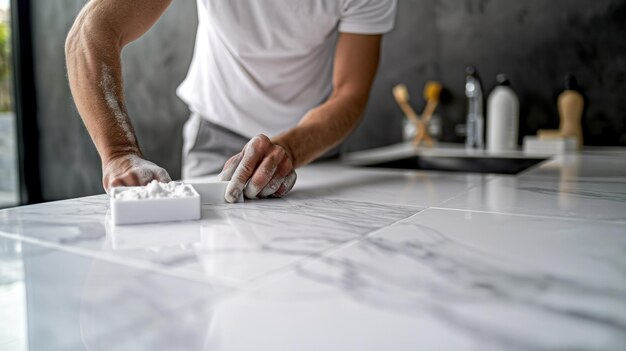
[219,33,382,202]
[274,33,381,167]
[65,0,173,191]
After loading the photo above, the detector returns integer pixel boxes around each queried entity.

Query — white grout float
[109,180,245,226]
[110,180,201,225]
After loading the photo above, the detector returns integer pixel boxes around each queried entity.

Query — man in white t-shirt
[66,0,396,202]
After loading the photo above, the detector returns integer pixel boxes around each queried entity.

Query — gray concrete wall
[346,0,626,151]
[32,0,626,200]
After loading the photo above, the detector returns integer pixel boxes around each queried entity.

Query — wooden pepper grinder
[538,74,584,149]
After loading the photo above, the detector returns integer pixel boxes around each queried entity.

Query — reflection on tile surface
[0,237,29,351]
[208,209,626,350]
[0,192,422,284]
[0,237,221,351]
[294,164,484,207]
[521,154,626,181]
[1,160,626,350]
[439,176,626,222]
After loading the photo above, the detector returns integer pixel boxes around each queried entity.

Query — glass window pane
[0,0,18,208]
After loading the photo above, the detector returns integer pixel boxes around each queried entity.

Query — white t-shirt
[177,0,397,138]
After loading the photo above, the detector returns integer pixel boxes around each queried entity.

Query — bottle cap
[466,65,477,77]
[565,73,579,91]
[496,74,511,86]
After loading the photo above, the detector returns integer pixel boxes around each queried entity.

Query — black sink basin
[359,156,547,175]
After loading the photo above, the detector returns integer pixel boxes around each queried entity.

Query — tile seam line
[303,193,476,210]
[0,230,241,288]
[328,199,427,210]
[430,178,499,209]
[0,207,426,295]
[229,207,430,294]
[430,180,493,207]
[428,206,626,224]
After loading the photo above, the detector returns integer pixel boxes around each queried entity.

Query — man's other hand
[103,154,171,193]
[218,134,297,203]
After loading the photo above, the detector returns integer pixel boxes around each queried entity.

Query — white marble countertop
[1,149,626,350]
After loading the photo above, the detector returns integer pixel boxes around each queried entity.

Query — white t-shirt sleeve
[339,0,397,34]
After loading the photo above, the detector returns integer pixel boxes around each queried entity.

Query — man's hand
[218,135,297,203]
[103,154,171,193]
[66,0,173,195]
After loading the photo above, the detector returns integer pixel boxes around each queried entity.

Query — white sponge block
[186,181,244,204]
[110,181,201,225]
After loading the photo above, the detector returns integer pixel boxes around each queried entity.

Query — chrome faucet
[465,65,484,149]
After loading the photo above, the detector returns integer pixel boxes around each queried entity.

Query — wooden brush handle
[558,90,584,148]
[396,100,421,125]
[421,100,439,124]
[538,90,584,149]
[412,119,434,146]
[537,130,562,139]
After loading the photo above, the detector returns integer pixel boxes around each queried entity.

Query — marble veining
[517,185,626,203]
[0,237,221,351]
[210,209,626,350]
[0,193,422,285]
[290,164,484,208]
[439,176,626,222]
[1,154,626,350]
[521,154,626,182]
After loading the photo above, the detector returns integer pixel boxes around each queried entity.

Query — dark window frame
[11,0,41,205]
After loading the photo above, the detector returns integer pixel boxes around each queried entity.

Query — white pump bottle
[487,74,519,152]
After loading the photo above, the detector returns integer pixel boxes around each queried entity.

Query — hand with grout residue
[102,154,171,194]
[218,135,297,202]
[65,0,174,194]
[216,33,385,203]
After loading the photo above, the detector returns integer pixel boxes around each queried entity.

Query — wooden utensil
[392,82,442,146]
[538,74,584,149]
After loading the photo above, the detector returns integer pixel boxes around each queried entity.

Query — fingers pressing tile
[243,182,262,199]
[258,176,284,198]
[225,186,243,203]
[274,171,297,198]
[218,153,243,181]
[245,157,280,198]
[228,147,265,200]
